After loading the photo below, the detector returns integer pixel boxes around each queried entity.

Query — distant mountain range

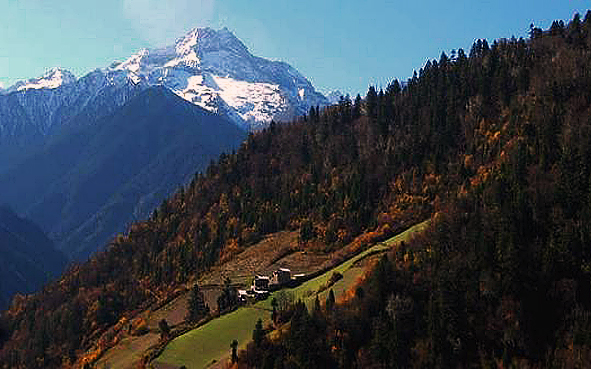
[0,69,144,173]
[0,206,66,309]
[0,27,328,136]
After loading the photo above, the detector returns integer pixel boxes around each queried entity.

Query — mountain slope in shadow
[0,86,246,260]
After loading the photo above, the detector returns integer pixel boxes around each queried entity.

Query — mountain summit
[2,27,327,132]
[106,27,328,130]
[5,67,76,93]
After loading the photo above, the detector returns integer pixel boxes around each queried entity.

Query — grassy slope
[154,220,429,369]
[96,333,160,369]
[154,307,270,369]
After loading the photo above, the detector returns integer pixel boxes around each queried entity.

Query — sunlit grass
[154,307,269,368]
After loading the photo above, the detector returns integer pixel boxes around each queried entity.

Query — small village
[238,268,306,302]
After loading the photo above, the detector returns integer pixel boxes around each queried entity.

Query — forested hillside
[2,12,591,368]
[237,14,591,368]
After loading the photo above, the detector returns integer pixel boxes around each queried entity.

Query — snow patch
[212,75,285,123]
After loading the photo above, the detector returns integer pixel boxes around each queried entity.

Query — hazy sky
[0,1,588,95]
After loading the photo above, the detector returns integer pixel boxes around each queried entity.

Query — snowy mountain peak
[101,27,328,130]
[176,28,200,56]
[44,67,76,84]
[6,67,76,93]
[111,27,248,77]
[187,27,248,56]
[3,28,327,131]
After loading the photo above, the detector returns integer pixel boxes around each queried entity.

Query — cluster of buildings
[238,268,305,301]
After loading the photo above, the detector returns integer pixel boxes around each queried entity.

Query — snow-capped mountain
[0,68,142,153]
[105,27,327,130]
[1,27,327,133]
[4,67,77,94]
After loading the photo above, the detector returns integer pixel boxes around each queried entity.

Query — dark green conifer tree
[253,319,264,347]
[326,289,336,312]
[187,284,209,322]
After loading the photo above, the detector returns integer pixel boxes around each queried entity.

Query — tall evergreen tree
[187,284,209,322]
[253,319,264,348]
[230,339,238,363]
[326,289,336,312]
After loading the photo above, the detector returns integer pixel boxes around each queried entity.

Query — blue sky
[0,0,588,95]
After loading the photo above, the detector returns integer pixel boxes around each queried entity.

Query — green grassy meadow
[154,220,429,368]
[154,307,270,368]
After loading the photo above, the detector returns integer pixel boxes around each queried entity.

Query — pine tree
[352,94,362,119]
[187,284,209,322]
[230,339,238,363]
[366,86,378,120]
[253,319,264,347]
[314,295,321,316]
[217,277,239,312]
[299,219,315,243]
[326,289,335,312]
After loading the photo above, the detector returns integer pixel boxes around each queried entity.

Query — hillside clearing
[153,220,429,368]
[153,307,269,369]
